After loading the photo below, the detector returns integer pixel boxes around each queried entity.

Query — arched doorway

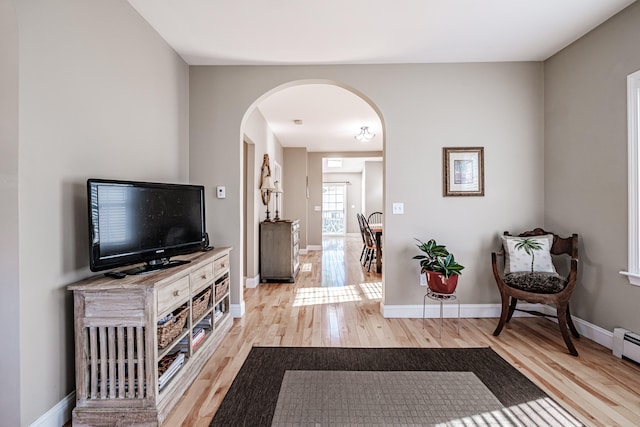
[240,80,385,293]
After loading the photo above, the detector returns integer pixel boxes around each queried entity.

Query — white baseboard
[30,391,74,427]
[231,300,245,318]
[539,305,614,350]
[306,245,322,251]
[380,302,547,319]
[573,316,613,349]
[380,302,615,351]
[245,274,260,289]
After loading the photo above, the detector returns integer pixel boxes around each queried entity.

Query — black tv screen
[88,179,206,274]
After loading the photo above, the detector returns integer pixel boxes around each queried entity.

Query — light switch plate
[392,202,404,214]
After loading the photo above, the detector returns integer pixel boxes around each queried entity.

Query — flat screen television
[88,179,207,275]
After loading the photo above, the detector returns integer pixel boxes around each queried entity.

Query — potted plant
[413,238,464,294]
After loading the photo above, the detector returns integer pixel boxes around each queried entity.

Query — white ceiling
[127,0,635,153]
[257,84,382,152]
[128,0,634,66]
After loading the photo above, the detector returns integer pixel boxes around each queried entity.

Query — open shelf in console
[213,295,230,328]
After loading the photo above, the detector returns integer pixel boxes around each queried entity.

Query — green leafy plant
[413,238,464,278]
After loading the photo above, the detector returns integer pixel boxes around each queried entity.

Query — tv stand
[68,248,232,426]
[122,258,190,275]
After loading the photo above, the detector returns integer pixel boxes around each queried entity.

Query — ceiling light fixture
[355,126,375,142]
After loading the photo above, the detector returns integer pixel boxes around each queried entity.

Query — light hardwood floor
[164,235,640,427]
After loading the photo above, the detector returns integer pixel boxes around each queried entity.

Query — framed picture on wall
[443,147,484,196]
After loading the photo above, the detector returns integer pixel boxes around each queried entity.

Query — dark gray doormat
[210,347,583,426]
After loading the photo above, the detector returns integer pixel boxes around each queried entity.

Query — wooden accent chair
[491,228,580,356]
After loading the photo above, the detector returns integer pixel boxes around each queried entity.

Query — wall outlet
[216,186,226,199]
[392,202,404,214]
[419,272,427,286]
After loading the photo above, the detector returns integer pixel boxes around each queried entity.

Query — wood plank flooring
[164,235,640,427]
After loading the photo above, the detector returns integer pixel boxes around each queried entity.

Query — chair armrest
[491,252,503,281]
[567,257,579,283]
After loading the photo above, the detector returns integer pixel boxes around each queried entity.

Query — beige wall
[363,160,383,217]
[307,152,324,246]
[0,0,20,425]
[544,2,640,332]
[189,63,544,310]
[283,148,309,248]
[14,0,189,424]
[243,107,284,280]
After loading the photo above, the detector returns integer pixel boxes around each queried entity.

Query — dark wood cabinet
[260,220,299,282]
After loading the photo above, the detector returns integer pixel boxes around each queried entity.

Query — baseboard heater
[613,328,640,364]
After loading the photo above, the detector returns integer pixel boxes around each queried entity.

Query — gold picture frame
[443,147,484,197]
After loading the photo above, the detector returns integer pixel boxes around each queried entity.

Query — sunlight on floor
[293,281,382,307]
[300,262,313,272]
[434,397,581,427]
[359,281,382,299]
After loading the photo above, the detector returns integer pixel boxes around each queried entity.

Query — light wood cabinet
[260,220,299,282]
[68,247,232,426]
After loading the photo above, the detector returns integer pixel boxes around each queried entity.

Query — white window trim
[621,70,640,286]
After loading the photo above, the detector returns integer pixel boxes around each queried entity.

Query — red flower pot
[425,271,459,294]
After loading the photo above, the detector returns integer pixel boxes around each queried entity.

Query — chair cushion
[500,234,557,274]
[503,272,567,294]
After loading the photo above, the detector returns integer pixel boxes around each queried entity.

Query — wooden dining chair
[361,218,378,272]
[356,213,368,262]
[367,211,383,225]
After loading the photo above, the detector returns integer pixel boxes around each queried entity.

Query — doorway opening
[322,183,347,235]
[239,79,385,300]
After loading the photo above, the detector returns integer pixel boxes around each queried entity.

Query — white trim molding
[245,274,260,289]
[231,300,245,318]
[622,69,640,286]
[380,303,615,350]
[619,271,640,286]
[29,391,75,427]
[380,302,548,319]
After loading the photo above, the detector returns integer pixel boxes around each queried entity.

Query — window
[322,183,346,234]
[622,70,640,286]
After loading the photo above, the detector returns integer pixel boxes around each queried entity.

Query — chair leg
[364,248,373,267]
[557,303,579,356]
[493,292,510,336]
[566,304,580,339]
[360,245,366,262]
[506,297,518,322]
[367,251,374,272]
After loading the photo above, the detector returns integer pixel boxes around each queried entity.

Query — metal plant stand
[423,289,460,337]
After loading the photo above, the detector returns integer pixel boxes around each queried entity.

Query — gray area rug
[210,347,583,426]
[271,371,579,427]
[272,371,503,426]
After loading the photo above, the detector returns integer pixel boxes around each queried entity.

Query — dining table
[369,223,383,273]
